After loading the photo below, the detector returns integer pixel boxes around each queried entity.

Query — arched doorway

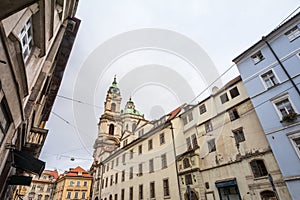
[260,190,277,200]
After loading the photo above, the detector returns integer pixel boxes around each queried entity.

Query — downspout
[262,36,300,96]
[170,122,183,200]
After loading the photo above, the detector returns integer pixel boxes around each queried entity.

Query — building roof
[233,8,300,63]
[43,170,59,179]
[60,166,92,178]
[121,97,144,117]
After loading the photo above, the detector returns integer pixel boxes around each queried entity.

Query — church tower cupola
[104,76,121,114]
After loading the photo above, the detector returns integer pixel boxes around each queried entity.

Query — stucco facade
[176,77,290,200]
[233,10,300,200]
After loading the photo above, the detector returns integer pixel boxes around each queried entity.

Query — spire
[108,75,120,94]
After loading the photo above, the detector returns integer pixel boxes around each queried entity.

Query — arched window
[260,190,276,200]
[126,124,129,130]
[132,123,137,131]
[183,158,191,169]
[111,103,116,112]
[250,159,268,178]
[109,195,112,200]
[109,124,114,135]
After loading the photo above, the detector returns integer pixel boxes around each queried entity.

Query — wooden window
[163,179,170,197]
[250,160,268,178]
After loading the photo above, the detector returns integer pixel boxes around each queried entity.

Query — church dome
[121,97,144,117]
[108,76,120,94]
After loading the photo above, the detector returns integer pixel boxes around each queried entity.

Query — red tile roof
[43,170,59,179]
[167,104,185,121]
[61,166,92,178]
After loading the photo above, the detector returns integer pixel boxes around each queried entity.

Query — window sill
[253,175,268,180]
[164,196,171,199]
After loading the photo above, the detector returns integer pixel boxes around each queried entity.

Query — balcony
[23,127,48,157]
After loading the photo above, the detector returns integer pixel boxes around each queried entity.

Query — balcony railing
[24,127,48,156]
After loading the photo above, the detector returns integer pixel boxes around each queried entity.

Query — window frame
[220,93,229,104]
[288,132,300,159]
[149,159,154,173]
[139,184,143,200]
[285,26,300,42]
[229,87,240,99]
[161,154,167,169]
[208,139,216,153]
[228,108,240,121]
[148,139,153,150]
[159,132,165,145]
[150,182,155,198]
[251,50,264,64]
[199,104,206,114]
[0,97,12,145]
[232,127,245,144]
[205,120,213,133]
[272,94,297,119]
[163,178,170,197]
[250,159,268,178]
[260,70,279,89]
[18,18,34,62]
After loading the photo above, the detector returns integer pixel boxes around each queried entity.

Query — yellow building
[53,166,92,200]
[20,170,59,200]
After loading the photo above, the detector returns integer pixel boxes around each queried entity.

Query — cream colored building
[53,166,93,200]
[92,78,183,200]
[20,170,58,200]
[176,76,291,200]
[0,1,80,199]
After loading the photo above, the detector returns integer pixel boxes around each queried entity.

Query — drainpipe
[170,123,183,200]
[262,36,300,96]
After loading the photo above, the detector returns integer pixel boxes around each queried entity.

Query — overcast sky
[40,0,300,172]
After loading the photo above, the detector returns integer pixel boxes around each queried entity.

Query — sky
[40,0,300,173]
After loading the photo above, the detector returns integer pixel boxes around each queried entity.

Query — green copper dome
[108,76,120,94]
[121,97,144,117]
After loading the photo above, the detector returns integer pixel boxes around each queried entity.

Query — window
[150,182,155,198]
[139,184,143,200]
[185,174,193,185]
[289,133,300,158]
[121,170,125,182]
[105,177,108,187]
[199,104,206,114]
[138,163,143,176]
[46,185,50,192]
[183,158,191,169]
[109,124,115,135]
[114,194,118,200]
[83,181,87,186]
[148,139,153,150]
[122,154,126,164]
[229,87,240,98]
[163,179,170,197]
[45,195,49,200]
[74,192,78,199]
[111,160,114,169]
[220,93,229,104]
[183,112,194,125]
[275,98,295,118]
[82,192,86,199]
[129,187,133,200]
[205,121,213,133]
[186,137,192,150]
[138,129,144,137]
[129,167,133,179]
[70,181,74,186]
[107,163,110,171]
[115,173,118,184]
[250,160,268,178]
[37,195,42,200]
[0,98,11,145]
[123,139,128,146]
[111,103,116,112]
[31,184,36,191]
[18,18,33,61]
[160,133,165,144]
[261,70,278,88]
[149,159,154,173]
[132,123,137,132]
[251,51,264,64]
[285,26,300,41]
[232,127,245,144]
[161,154,167,169]
[116,157,119,166]
[110,175,113,186]
[130,149,134,159]
[228,109,239,121]
[121,189,125,200]
[191,134,198,148]
[138,145,142,154]
[208,139,216,152]
[76,181,80,186]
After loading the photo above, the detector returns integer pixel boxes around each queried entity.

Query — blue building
[233,11,300,199]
